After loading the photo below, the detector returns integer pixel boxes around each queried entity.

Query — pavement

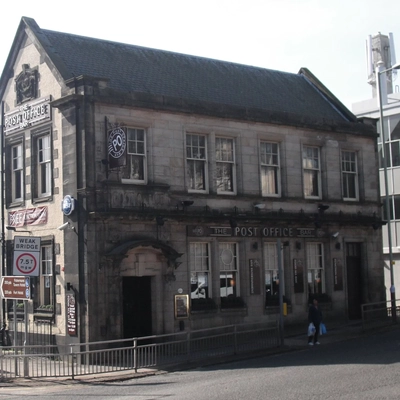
[1,319,398,387]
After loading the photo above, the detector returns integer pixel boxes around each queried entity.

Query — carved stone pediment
[15,64,38,104]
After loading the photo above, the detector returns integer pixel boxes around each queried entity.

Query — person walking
[308,298,323,345]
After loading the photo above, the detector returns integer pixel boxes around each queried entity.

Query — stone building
[0,17,385,347]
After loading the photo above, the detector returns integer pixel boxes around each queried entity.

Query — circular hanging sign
[62,195,75,216]
[108,127,126,159]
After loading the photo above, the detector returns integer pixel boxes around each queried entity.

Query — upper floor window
[37,134,52,198]
[186,134,208,192]
[11,143,24,202]
[122,128,147,183]
[341,150,358,200]
[190,242,211,300]
[216,137,236,194]
[260,141,280,197]
[303,146,321,199]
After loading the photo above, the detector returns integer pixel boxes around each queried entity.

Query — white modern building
[352,32,400,301]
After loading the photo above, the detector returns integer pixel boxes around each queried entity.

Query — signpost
[0,276,30,300]
[12,236,41,276]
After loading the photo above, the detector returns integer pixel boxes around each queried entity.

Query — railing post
[233,325,238,354]
[187,331,191,361]
[361,304,365,332]
[133,338,137,373]
[70,344,75,380]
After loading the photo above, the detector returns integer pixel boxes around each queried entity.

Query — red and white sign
[8,206,48,227]
[13,236,41,277]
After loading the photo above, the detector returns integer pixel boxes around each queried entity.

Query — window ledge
[265,305,292,315]
[220,307,247,313]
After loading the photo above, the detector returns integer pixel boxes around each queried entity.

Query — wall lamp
[177,200,194,211]
[254,203,266,210]
[295,241,302,250]
[229,218,238,229]
[6,226,31,233]
[57,222,77,234]
[332,232,339,238]
[318,204,329,212]
[66,282,74,291]
[156,216,165,226]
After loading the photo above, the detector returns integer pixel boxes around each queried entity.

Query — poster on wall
[293,258,304,293]
[174,295,189,319]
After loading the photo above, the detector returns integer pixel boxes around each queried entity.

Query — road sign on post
[12,236,41,276]
[1,276,30,300]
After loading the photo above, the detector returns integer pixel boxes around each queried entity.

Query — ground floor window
[307,242,325,296]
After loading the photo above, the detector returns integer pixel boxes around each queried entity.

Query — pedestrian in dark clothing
[308,298,323,345]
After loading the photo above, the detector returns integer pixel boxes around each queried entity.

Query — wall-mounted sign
[333,258,343,291]
[187,225,324,238]
[249,259,261,295]
[61,195,76,216]
[12,236,41,277]
[1,276,30,300]
[293,258,304,293]
[107,127,127,168]
[4,96,51,135]
[8,206,48,227]
[67,294,77,336]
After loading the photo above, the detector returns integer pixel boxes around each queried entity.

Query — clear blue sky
[1,0,400,110]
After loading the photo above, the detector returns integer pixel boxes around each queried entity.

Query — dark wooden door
[122,277,152,338]
[346,243,362,320]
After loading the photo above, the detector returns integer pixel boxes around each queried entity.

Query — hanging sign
[12,236,41,277]
[107,127,126,168]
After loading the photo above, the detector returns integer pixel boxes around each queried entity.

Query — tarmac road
[1,324,400,399]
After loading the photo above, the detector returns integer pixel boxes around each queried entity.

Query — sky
[1,0,400,110]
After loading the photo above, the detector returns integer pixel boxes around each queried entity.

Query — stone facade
[0,18,385,348]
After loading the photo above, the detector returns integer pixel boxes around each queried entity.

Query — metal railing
[361,299,400,331]
[0,321,279,379]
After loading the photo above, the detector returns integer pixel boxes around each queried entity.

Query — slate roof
[1,17,361,126]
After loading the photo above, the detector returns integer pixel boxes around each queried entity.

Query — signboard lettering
[187,225,322,238]
[4,96,51,135]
